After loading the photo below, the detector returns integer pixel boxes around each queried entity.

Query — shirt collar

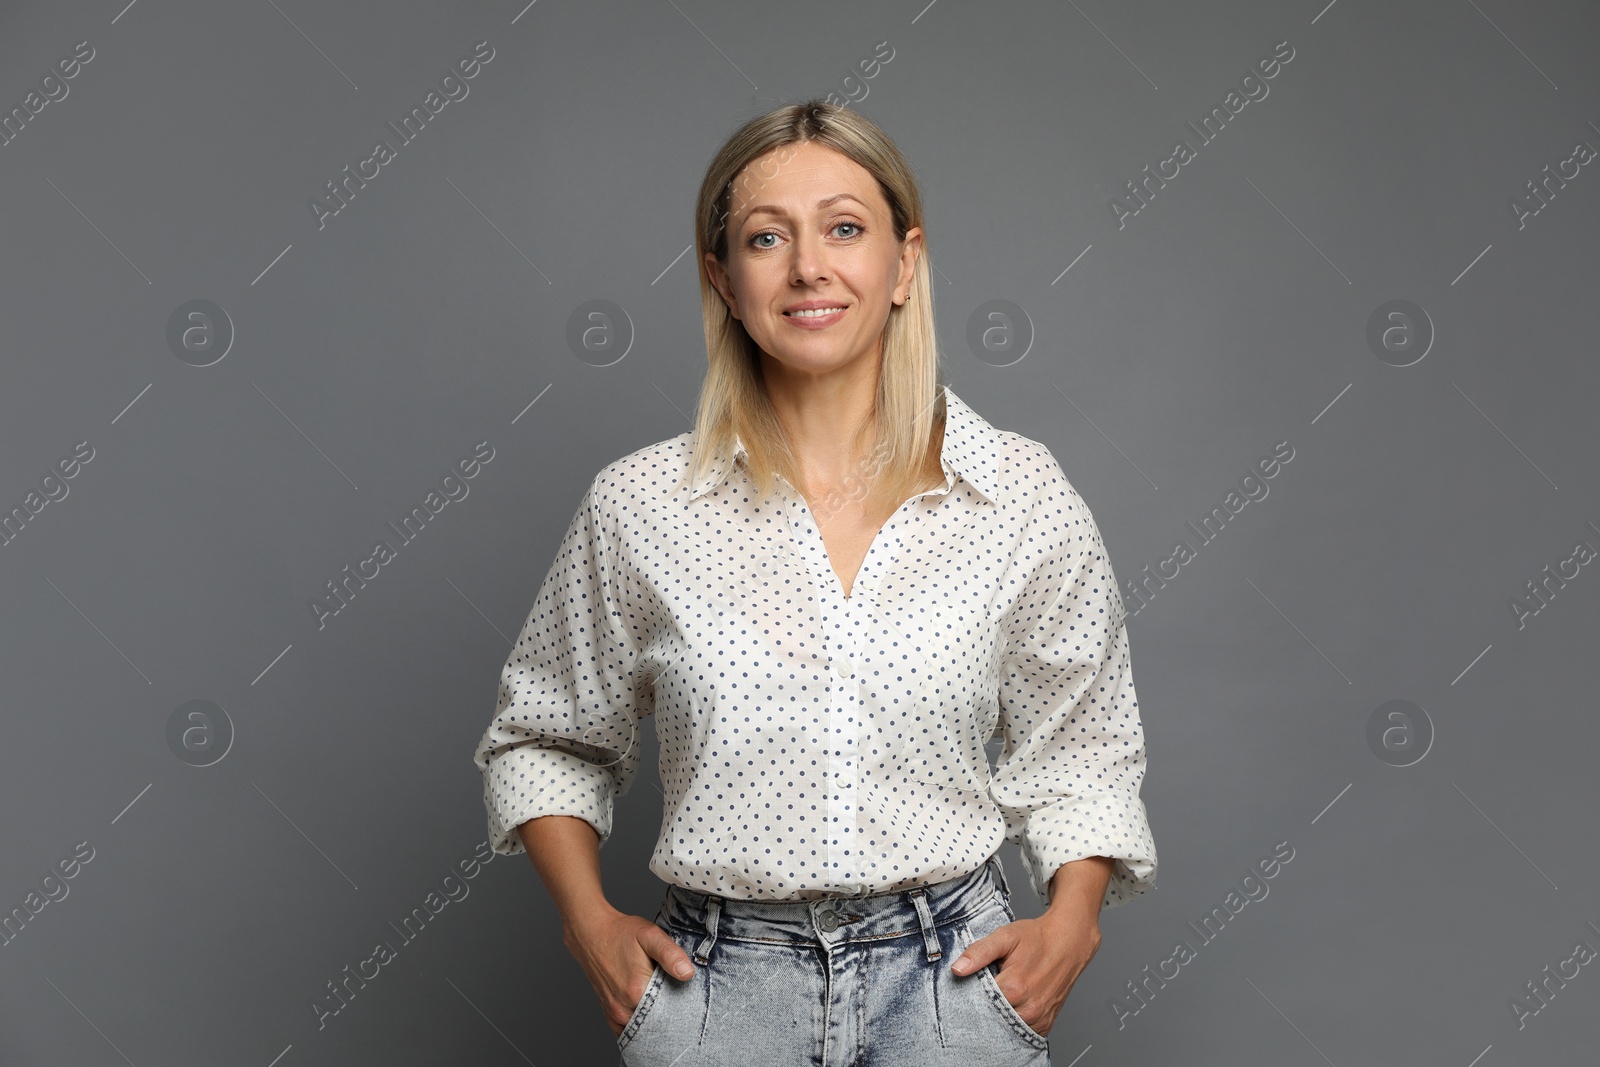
[686,384,1002,504]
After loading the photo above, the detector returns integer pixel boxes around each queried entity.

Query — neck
[762,361,881,491]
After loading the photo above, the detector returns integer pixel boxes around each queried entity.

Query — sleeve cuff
[1013,789,1158,910]
[481,746,617,856]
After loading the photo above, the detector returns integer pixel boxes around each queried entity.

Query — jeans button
[817,908,840,932]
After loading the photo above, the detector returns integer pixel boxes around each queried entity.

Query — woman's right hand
[512,816,694,1037]
[563,905,697,1036]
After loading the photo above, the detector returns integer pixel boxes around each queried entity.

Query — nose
[788,230,830,285]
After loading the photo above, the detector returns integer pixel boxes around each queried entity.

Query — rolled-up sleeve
[989,455,1157,910]
[473,478,649,857]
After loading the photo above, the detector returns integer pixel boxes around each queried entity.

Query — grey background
[2,0,1597,1064]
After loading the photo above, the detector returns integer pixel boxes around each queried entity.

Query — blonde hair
[681,98,947,512]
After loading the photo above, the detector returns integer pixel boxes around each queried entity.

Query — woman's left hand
[949,857,1113,1037]
[950,911,1101,1036]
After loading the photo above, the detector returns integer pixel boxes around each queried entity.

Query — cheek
[732,262,784,301]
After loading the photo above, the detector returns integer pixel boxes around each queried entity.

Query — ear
[896,226,923,295]
[703,253,740,320]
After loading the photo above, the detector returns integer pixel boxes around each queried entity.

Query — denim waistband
[659,854,1013,963]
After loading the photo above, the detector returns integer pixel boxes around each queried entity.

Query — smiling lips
[783,304,848,327]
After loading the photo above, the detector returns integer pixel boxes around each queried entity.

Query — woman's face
[704,140,922,384]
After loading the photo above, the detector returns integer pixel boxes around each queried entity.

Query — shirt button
[835,658,855,680]
[817,908,841,932]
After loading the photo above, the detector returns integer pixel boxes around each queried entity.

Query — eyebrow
[741,193,869,222]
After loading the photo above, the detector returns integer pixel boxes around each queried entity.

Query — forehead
[725,142,883,219]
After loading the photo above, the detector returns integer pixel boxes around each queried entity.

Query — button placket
[792,482,941,892]
[826,491,930,890]
[788,491,858,885]
[833,592,860,887]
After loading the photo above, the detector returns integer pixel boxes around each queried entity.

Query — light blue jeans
[617,854,1052,1066]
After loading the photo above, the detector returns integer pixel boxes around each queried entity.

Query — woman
[474,99,1157,1066]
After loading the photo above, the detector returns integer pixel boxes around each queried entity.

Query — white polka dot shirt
[473,386,1157,909]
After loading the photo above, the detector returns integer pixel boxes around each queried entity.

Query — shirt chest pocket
[855,629,928,707]
[854,622,997,794]
[713,544,792,623]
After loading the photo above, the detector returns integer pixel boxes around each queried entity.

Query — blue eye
[746,220,865,249]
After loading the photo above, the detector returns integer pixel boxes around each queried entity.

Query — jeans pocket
[616,963,665,1052]
[958,900,1050,1051]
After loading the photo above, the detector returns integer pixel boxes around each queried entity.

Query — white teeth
[788,307,846,318]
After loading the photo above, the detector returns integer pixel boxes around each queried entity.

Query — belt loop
[694,895,722,964]
[908,888,941,962]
